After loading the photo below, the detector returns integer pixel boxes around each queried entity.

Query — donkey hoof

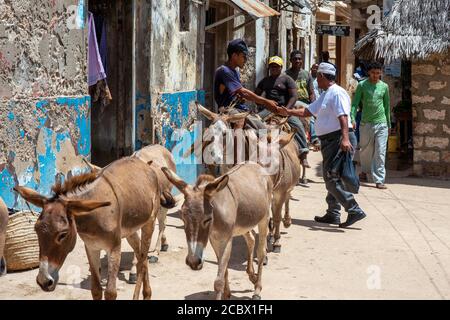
[267,241,274,253]
[300,178,308,184]
[263,256,268,266]
[252,294,261,300]
[148,255,159,264]
[273,245,281,253]
[160,244,169,252]
[128,273,137,284]
[283,218,292,229]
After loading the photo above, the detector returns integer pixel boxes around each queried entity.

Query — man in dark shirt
[214,39,278,129]
[255,56,310,161]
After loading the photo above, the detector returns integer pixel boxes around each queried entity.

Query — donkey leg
[243,231,257,284]
[126,232,140,284]
[300,164,308,184]
[85,245,102,300]
[133,219,155,300]
[253,216,269,300]
[210,236,233,300]
[104,243,121,300]
[283,192,292,229]
[149,207,168,263]
[272,194,284,253]
[160,207,169,251]
[0,233,6,276]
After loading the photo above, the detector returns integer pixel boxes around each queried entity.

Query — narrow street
[1,151,449,300]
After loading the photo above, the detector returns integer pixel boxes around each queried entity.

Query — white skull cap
[318,62,336,76]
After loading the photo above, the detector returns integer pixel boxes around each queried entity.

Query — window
[180,0,190,31]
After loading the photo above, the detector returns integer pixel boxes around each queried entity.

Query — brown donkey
[14,157,164,300]
[162,163,272,300]
[0,197,7,276]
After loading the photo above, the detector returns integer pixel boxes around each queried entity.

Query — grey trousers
[320,130,364,217]
[258,109,309,155]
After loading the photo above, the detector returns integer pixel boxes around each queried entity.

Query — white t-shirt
[307,83,353,136]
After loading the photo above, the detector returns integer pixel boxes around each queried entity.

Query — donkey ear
[275,131,296,148]
[224,112,249,123]
[196,102,218,121]
[64,199,111,216]
[14,186,48,208]
[161,167,188,194]
[204,175,229,199]
[147,160,153,166]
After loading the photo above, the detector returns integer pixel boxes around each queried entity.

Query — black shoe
[339,211,367,228]
[314,214,341,225]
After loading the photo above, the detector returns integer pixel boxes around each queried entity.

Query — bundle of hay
[5,211,40,271]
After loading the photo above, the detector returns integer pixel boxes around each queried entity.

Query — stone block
[443,124,450,135]
[415,150,440,162]
[428,81,447,90]
[442,96,450,105]
[414,122,437,134]
[412,64,436,76]
[442,65,450,76]
[423,109,446,120]
[442,151,450,163]
[413,136,424,148]
[425,137,449,149]
[412,95,435,104]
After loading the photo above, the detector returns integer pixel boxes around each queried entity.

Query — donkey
[0,197,7,276]
[131,144,176,264]
[14,157,165,300]
[193,103,301,253]
[162,163,272,300]
[84,144,177,267]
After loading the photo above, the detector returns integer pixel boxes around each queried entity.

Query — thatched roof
[353,0,450,63]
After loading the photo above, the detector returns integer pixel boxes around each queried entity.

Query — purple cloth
[88,12,106,86]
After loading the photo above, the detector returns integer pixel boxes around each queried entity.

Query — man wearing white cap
[274,62,366,228]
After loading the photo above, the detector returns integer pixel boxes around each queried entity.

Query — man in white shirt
[272,62,366,228]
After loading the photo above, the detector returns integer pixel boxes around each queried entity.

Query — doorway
[88,0,133,167]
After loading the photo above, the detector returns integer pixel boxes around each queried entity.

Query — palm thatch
[353,0,450,63]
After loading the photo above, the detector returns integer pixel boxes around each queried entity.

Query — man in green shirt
[351,62,390,189]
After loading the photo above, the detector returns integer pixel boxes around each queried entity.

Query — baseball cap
[227,39,249,56]
[268,56,283,67]
[317,62,336,76]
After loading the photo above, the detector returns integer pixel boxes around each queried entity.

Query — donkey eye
[202,217,212,227]
[56,232,68,243]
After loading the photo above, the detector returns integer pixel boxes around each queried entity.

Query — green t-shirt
[351,79,391,127]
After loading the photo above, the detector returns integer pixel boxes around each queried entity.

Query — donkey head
[161,167,228,271]
[14,182,110,292]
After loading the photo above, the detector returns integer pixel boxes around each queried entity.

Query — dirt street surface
[1,151,449,300]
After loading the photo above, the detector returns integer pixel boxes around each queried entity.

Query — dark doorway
[88,0,133,167]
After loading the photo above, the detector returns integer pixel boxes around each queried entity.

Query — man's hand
[264,99,279,112]
[340,137,353,153]
[275,106,290,117]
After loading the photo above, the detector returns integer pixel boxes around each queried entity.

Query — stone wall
[0,0,90,208]
[412,51,450,178]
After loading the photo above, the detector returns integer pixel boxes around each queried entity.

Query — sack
[328,150,360,194]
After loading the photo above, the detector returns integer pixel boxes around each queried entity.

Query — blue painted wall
[154,90,205,186]
[0,96,91,209]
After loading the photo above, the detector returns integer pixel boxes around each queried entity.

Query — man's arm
[275,106,313,118]
[383,84,391,128]
[285,88,298,109]
[350,83,362,124]
[338,115,352,152]
[236,87,278,111]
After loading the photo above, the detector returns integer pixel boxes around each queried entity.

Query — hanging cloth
[88,12,106,86]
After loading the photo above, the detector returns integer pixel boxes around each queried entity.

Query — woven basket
[5,211,40,271]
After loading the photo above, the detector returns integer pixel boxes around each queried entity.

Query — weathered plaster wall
[412,52,450,178]
[0,0,90,208]
[149,0,204,184]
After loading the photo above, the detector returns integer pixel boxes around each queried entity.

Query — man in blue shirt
[214,39,278,129]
